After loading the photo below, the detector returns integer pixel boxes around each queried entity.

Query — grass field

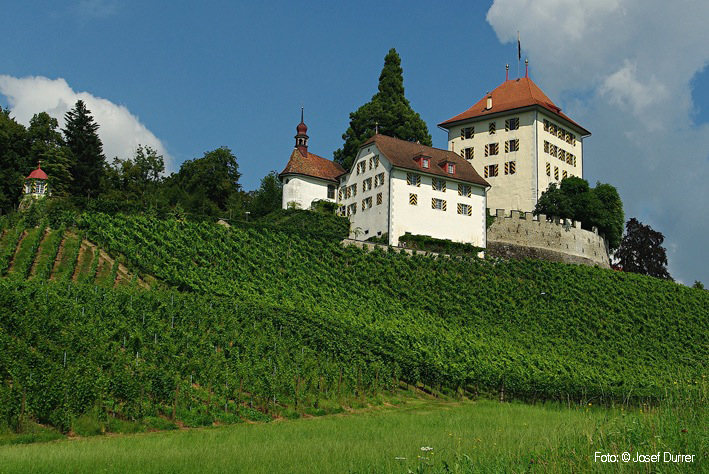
[0,397,704,473]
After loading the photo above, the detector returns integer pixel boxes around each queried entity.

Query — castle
[280,67,609,266]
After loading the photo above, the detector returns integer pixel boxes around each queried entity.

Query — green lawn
[0,399,664,474]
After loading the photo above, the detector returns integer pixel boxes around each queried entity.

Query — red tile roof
[361,134,489,188]
[279,148,345,183]
[438,77,590,135]
[26,163,48,180]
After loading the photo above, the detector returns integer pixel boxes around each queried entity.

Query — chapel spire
[295,107,309,156]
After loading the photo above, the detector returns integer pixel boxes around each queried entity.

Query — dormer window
[422,158,429,169]
[447,163,455,174]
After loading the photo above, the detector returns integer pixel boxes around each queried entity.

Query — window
[505,161,516,175]
[363,177,372,191]
[505,139,519,153]
[374,172,385,187]
[368,157,373,170]
[409,193,418,205]
[505,117,519,131]
[544,140,550,154]
[550,123,557,135]
[345,186,352,199]
[362,196,373,210]
[550,144,557,158]
[374,155,380,168]
[563,170,568,179]
[351,183,357,197]
[406,173,421,187]
[432,178,446,192]
[565,131,573,144]
[557,126,564,139]
[376,192,382,205]
[546,163,551,176]
[422,158,429,169]
[457,203,472,216]
[558,149,565,162]
[327,185,335,199]
[554,167,559,180]
[489,122,496,134]
[338,205,346,216]
[461,147,474,160]
[458,184,472,197]
[485,143,499,156]
[347,203,357,216]
[484,164,499,178]
[461,126,474,139]
[447,163,455,174]
[356,161,366,175]
[432,198,447,211]
[36,182,45,194]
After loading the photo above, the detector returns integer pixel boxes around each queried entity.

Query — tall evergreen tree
[334,48,432,170]
[0,108,29,213]
[63,100,106,197]
[27,112,73,196]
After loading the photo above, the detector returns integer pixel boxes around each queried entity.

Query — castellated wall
[487,210,610,268]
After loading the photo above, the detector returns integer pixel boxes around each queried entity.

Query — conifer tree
[27,112,73,196]
[63,100,106,197]
[334,48,432,170]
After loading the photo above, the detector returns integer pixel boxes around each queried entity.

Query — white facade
[446,110,584,213]
[281,175,337,210]
[338,143,487,247]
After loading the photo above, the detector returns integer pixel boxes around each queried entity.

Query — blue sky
[2,0,708,285]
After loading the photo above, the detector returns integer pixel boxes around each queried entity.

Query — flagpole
[517,31,521,79]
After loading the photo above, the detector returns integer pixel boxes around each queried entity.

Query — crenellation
[487,208,610,268]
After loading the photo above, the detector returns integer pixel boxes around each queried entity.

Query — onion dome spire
[295,107,309,156]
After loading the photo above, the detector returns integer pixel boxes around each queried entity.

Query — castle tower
[438,70,590,213]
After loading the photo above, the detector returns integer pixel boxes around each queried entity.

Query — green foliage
[333,49,432,170]
[63,100,106,198]
[103,145,165,207]
[0,108,30,213]
[248,171,282,219]
[692,280,704,289]
[398,234,483,257]
[243,209,349,241]
[615,217,672,280]
[165,147,241,218]
[27,112,73,196]
[534,177,624,250]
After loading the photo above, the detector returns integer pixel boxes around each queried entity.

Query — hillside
[0,212,707,436]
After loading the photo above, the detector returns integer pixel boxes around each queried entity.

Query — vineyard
[0,212,707,436]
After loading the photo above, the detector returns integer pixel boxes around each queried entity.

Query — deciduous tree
[27,112,73,196]
[0,108,29,213]
[615,218,672,280]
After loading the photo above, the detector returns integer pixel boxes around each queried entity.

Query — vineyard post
[173,382,179,420]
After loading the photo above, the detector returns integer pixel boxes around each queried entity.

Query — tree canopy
[27,112,73,196]
[615,218,672,280]
[333,48,432,170]
[165,146,241,217]
[63,100,106,197]
[0,108,29,213]
[534,177,624,250]
[249,171,283,219]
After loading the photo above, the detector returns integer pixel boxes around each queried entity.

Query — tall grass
[0,394,704,473]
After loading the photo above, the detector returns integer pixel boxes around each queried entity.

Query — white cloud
[0,75,173,171]
[487,0,709,285]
